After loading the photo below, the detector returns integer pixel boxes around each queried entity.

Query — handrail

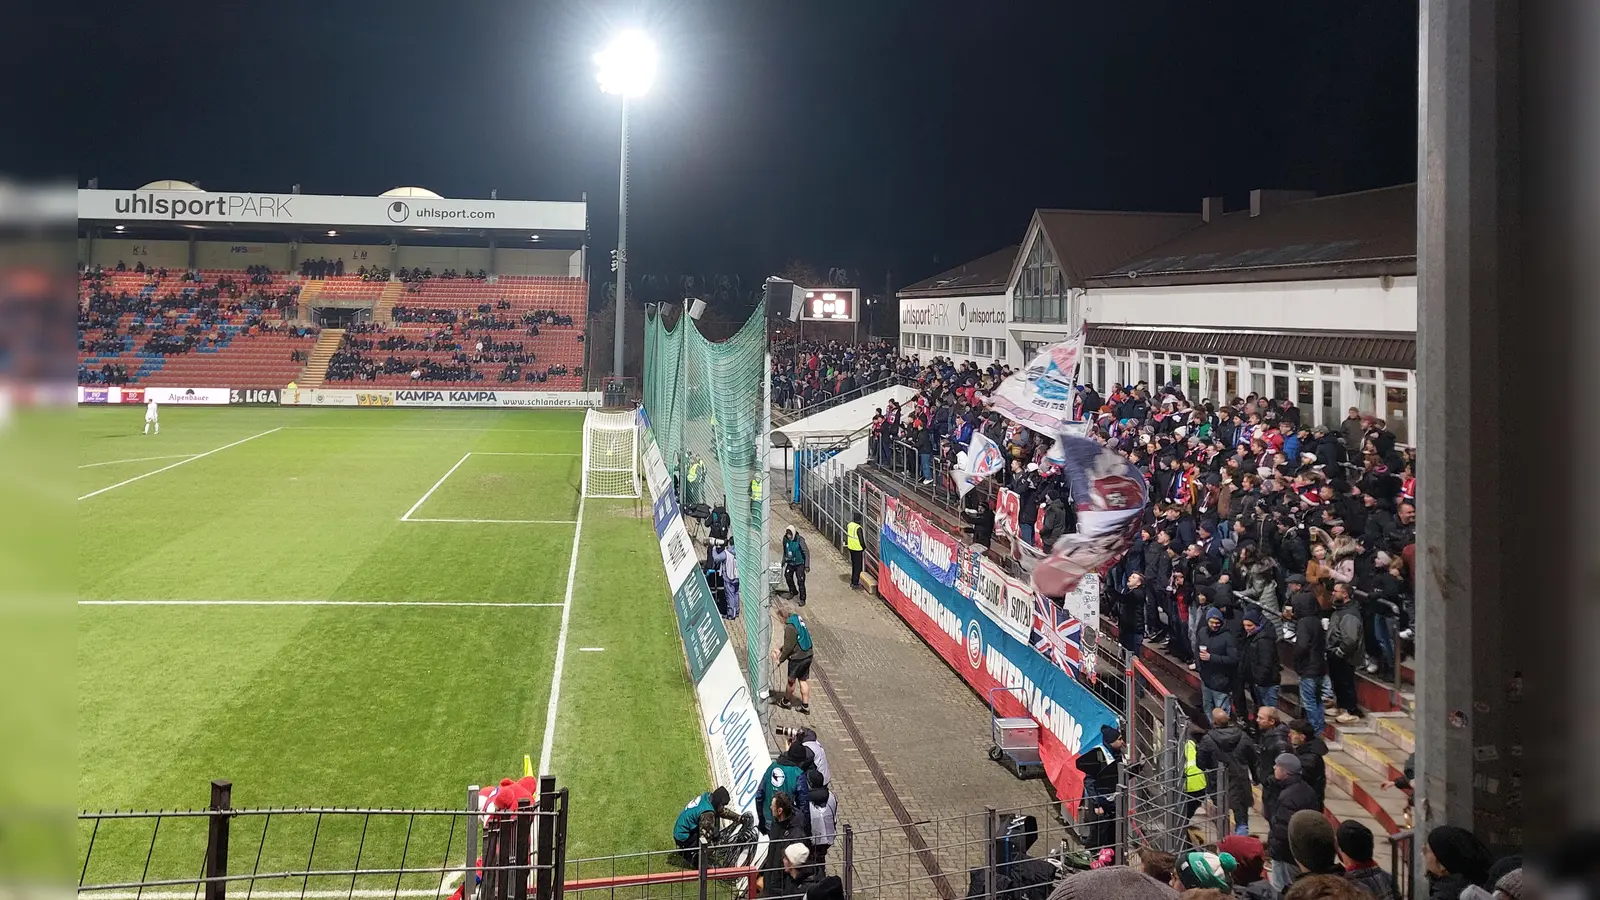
[1132,658,1174,699]
[775,374,913,421]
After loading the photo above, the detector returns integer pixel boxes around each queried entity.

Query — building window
[1354,379,1378,421]
[1384,371,1410,445]
[1319,366,1341,428]
[972,337,993,358]
[1249,361,1267,399]
[903,332,916,349]
[933,334,950,352]
[952,336,970,355]
[1095,357,1106,392]
[917,332,931,350]
[1011,235,1071,324]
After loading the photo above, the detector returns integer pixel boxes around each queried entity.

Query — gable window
[1011,233,1071,324]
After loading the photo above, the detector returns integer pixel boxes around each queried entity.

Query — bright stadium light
[595,28,657,380]
[594,30,657,97]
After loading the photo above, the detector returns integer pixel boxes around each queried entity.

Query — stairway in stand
[297,279,324,309]
[373,280,403,323]
[297,329,345,387]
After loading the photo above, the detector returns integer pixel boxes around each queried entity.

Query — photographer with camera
[778,726,831,786]
[672,786,750,868]
[756,742,812,834]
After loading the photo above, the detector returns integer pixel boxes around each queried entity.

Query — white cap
[785,843,811,867]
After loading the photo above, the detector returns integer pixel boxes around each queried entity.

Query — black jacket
[1073,744,1121,805]
[1114,586,1146,637]
[1242,620,1281,687]
[1197,724,1258,814]
[1254,722,1291,815]
[1296,737,1330,808]
[1266,774,1320,862]
[1290,591,1329,678]
[962,504,996,546]
[1194,623,1240,692]
[1426,873,1477,900]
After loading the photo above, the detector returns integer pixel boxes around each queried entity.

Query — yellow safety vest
[1183,739,1207,792]
[846,522,864,551]
[751,478,763,501]
[687,461,701,482]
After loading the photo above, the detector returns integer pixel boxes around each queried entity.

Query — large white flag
[952,430,1005,498]
[988,330,1086,433]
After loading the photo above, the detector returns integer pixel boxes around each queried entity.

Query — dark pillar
[1416,0,1594,886]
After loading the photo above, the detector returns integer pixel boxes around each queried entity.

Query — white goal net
[581,408,641,499]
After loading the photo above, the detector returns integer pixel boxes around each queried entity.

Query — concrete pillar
[1415,0,1595,880]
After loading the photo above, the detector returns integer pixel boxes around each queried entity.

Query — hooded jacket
[1194,616,1240,691]
[1242,618,1281,686]
[1197,723,1258,815]
[806,779,838,847]
[1290,589,1329,678]
[1266,774,1320,863]
[1296,736,1330,808]
[1252,722,1291,820]
[755,744,811,832]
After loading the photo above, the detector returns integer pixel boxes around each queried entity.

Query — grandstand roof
[898,246,1019,298]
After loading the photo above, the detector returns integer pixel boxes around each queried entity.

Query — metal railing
[1388,830,1415,900]
[772,375,913,425]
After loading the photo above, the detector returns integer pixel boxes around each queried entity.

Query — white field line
[579,647,605,652]
[78,600,563,608]
[399,452,472,521]
[286,426,578,433]
[78,428,284,501]
[537,494,585,776]
[78,454,198,469]
[404,517,577,525]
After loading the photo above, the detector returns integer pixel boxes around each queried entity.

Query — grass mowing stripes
[77,406,706,884]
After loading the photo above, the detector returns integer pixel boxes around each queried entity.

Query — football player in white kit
[143,396,159,434]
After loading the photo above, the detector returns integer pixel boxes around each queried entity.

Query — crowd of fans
[396,266,488,283]
[300,257,347,279]
[324,323,575,385]
[78,267,306,382]
[771,339,933,409]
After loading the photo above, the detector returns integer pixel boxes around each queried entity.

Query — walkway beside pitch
[732,503,1055,897]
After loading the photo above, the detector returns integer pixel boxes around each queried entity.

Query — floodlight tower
[594,30,658,382]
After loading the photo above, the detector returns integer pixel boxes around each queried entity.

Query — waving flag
[1032,594,1085,677]
[989,330,1086,433]
[952,431,1005,497]
[1029,434,1149,599]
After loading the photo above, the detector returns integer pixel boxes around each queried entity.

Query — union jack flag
[1031,593,1084,677]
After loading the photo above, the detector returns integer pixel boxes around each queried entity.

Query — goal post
[581,408,642,499]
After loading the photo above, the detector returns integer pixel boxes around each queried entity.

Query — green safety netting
[644,306,772,709]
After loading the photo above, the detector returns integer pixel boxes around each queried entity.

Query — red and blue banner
[877,523,1118,810]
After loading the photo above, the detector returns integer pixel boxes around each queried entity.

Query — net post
[465,785,481,900]
[982,807,998,900]
[204,779,232,900]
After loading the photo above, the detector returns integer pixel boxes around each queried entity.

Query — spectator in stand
[1266,753,1320,894]
[1194,607,1239,716]
[1326,583,1365,723]
[961,496,996,548]
[1421,826,1493,900]
[1217,836,1274,900]
[1336,821,1396,900]
[1240,608,1281,711]
[1196,708,1257,836]
[1288,719,1328,810]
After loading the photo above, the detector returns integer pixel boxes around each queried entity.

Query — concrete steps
[373,280,403,322]
[297,328,345,387]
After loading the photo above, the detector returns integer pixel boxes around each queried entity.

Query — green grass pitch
[77,406,707,888]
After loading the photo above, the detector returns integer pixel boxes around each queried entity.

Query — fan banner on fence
[952,431,1005,498]
[993,487,1045,547]
[1031,435,1149,599]
[876,537,1118,807]
[988,330,1086,433]
[1031,594,1085,678]
[953,545,1036,644]
[881,496,961,587]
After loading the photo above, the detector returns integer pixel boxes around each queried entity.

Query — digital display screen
[801,288,858,322]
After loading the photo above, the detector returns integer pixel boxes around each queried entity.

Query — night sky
[27,1,1416,298]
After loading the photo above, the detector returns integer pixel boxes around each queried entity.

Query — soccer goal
[581,408,642,499]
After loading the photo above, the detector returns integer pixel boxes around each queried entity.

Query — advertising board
[143,387,230,405]
[282,388,602,408]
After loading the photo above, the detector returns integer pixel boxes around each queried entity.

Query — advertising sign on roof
[78,189,586,233]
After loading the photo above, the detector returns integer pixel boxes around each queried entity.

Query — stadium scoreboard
[800,287,858,323]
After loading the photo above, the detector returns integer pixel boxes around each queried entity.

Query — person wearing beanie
[1288,809,1342,882]
[1241,605,1282,712]
[804,874,845,900]
[1176,850,1237,891]
[1047,865,1179,900]
[1075,724,1125,852]
[1337,820,1396,900]
[1194,605,1240,716]
[1266,754,1320,894]
[671,785,745,866]
[1422,825,1493,900]
[1218,835,1275,900]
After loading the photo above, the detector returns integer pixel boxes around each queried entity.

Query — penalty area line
[78,427,283,500]
[403,517,578,525]
[399,451,472,521]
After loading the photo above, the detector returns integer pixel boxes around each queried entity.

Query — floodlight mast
[595,31,657,382]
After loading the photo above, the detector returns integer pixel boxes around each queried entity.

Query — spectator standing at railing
[1266,755,1320,895]
[1197,707,1257,836]
[1073,724,1124,853]
[1288,719,1328,810]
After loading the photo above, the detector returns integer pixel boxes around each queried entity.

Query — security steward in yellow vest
[845,513,865,589]
[1181,725,1209,821]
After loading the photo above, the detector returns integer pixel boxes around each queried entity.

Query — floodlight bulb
[595,30,658,97]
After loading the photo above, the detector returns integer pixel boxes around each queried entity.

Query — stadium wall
[196,241,294,271]
[84,238,189,270]
[79,239,579,277]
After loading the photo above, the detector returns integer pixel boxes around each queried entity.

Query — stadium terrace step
[298,328,345,387]
[1372,712,1415,755]
[297,279,324,307]
[374,280,404,322]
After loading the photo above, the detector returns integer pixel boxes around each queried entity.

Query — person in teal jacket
[754,742,812,834]
[672,786,744,866]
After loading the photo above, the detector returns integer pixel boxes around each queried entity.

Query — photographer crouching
[671,786,750,869]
